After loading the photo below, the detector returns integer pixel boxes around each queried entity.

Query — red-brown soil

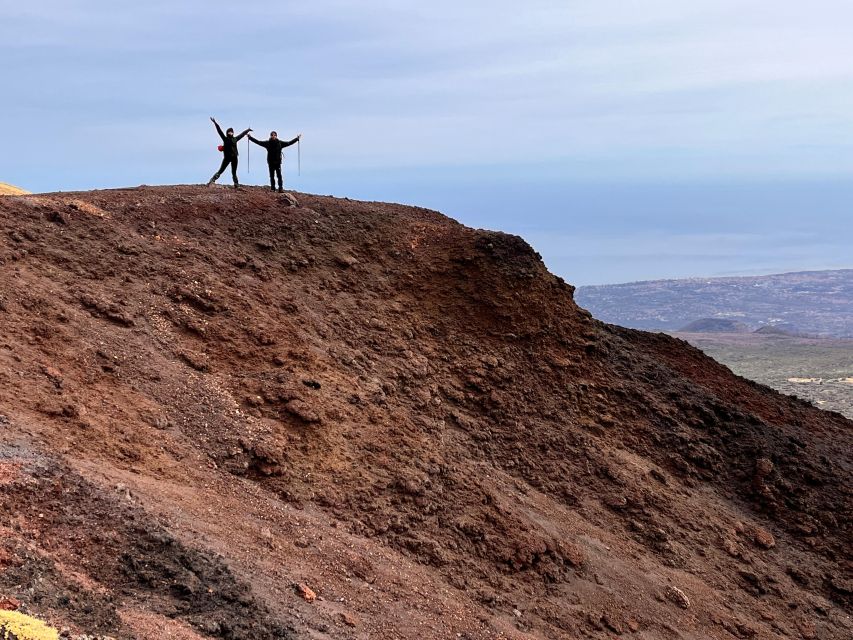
[0,185,850,639]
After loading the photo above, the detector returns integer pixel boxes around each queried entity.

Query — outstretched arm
[235,128,252,141]
[248,134,269,148]
[281,133,302,148]
[211,117,226,141]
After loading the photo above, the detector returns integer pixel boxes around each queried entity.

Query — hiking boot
[277,188,284,193]
[270,186,276,192]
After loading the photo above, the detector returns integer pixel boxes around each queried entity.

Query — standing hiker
[207,117,251,188]
[248,131,301,192]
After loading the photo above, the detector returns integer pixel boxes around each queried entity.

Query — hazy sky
[2,1,851,284]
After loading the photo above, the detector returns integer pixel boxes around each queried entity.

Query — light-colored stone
[665,585,690,609]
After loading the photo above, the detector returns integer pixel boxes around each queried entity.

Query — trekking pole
[298,137,301,176]
[247,136,250,173]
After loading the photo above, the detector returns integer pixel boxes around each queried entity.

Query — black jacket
[215,122,250,159]
[248,135,299,167]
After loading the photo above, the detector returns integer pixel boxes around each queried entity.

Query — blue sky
[2,1,851,284]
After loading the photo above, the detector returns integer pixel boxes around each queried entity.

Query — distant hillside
[678,318,750,333]
[0,183,30,196]
[671,331,853,420]
[576,269,853,337]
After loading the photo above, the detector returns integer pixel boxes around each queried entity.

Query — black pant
[268,163,283,189]
[211,156,239,185]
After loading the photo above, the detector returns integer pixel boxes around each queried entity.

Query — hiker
[207,117,251,188]
[248,131,301,192]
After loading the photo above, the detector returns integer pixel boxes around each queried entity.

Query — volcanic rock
[0,185,849,639]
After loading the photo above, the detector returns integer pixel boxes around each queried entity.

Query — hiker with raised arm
[248,130,301,193]
[207,117,251,189]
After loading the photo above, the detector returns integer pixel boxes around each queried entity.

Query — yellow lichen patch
[0,610,59,640]
[0,183,30,196]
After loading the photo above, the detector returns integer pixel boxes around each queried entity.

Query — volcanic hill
[0,186,850,639]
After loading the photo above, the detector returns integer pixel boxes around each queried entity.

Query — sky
[1,1,852,285]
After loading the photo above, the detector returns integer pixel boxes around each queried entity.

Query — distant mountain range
[575,269,853,338]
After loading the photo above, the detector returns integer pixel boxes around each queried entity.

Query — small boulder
[284,399,322,424]
[279,192,299,207]
[796,620,817,639]
[294,583,317,602]
[829,575,852,595]
[723,538,742,558]
[339,612,359,627]
[754,457,774,478]
[334,254,358,269]
[753,527,776,549]
[665,585,690,609]
[603,494,628,510]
